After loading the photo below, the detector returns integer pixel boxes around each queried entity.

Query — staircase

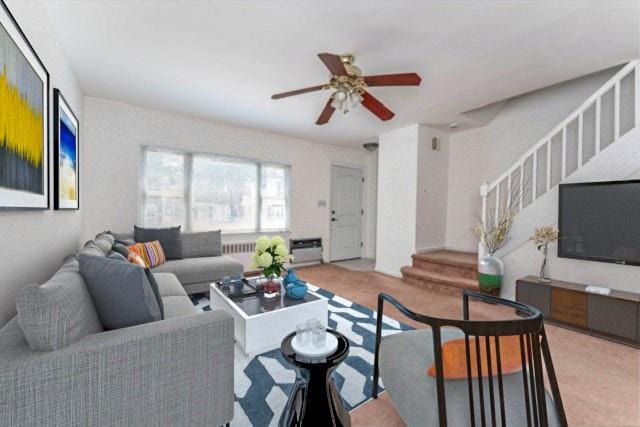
[480,60,640,254]
[401,250,480,295]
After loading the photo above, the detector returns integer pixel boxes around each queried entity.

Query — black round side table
[279,330,351,427]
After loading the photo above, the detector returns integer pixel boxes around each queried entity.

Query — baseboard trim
[374,266,403,278]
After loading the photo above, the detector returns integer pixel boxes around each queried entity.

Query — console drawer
[551,288,587,327]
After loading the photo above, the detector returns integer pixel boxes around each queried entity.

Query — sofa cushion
[154,272,188,298]
[134,225,182,260]
[151,255,243,285]
[79,241,105,258]
[112,242,130,258]
[162,295,197,319]
[79,254,161,330]
[16,259,104,351]
[110,231,135,246]
[182,230,222,258]
[145,269,164,319]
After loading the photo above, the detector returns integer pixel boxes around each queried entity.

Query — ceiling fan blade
[318,53,347,76]
[316,99,335,125]
[364,73,422,87]
[361,91,395,121]
[271,84,326,99]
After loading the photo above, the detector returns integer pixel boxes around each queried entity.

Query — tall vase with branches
[472,178,526,295]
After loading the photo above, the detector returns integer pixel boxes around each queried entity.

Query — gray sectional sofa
[114,230,244,294]
[0,233,235,426]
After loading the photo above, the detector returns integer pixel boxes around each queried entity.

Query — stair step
[401,266,480,296]
[412,250,478,280]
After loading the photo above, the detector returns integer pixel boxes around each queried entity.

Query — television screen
[558,180,640,265]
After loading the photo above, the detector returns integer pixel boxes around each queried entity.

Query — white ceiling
[44,0,639,148]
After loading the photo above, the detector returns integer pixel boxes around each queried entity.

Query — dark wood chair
[372,290,567,427]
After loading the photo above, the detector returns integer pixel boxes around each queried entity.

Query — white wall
[375,125,419,277]
[416,125,450,252]
[0,0,84,328]
[446,66,621,252]
[82,97,377,262]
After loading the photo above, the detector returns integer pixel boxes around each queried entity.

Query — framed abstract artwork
[53,89,79,210]
[0,1,49,209]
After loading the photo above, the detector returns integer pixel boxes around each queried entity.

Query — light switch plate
[317,200,327,207]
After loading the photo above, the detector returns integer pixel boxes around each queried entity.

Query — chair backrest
[372,290,567,427]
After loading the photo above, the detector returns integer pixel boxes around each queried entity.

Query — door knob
[331,218,338,222]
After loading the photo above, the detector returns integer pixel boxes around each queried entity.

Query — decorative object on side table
[0,1,50,209]
[252,235,294,296]
[530,225,559,283]
[472,209,515,296]
[284,269,308,300]
[280,329,350,427]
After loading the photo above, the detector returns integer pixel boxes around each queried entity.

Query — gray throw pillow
[107,251,127,262]
[134,225,183,259]
[79,241,105,258]
[16,259,104,351]
[181,230,222,258]
[112,243,130,258]
[109,231,135,246]
[79,254,161,330]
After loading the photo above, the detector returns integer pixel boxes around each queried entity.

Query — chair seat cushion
[379,329,560,427]
[151,256,243,285]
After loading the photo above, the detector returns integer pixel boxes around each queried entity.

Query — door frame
[329,163,366,262]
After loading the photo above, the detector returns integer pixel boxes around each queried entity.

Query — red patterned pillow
[127,241,166,267]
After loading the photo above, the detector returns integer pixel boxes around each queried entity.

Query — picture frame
[0,0,50,209]
[53,89,79,210]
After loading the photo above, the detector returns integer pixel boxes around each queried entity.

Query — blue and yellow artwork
[0,3,49,208]
[54,90,79,209]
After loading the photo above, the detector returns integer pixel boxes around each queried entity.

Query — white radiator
[222,242,256,271]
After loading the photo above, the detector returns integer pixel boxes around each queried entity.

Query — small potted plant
[530,226,559,283]
[252,236,293,294]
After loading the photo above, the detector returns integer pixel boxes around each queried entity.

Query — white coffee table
[209,280,329,355]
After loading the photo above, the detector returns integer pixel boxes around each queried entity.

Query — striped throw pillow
[128,241,166,268]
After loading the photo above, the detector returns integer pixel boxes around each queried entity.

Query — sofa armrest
[1,311,234,426]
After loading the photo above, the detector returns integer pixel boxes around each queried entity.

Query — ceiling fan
[271,53,422,125]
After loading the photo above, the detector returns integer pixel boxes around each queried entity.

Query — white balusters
[578,112,584,167]
[614,81,621,140]
[595,97,601,154]
[480,60,639,228]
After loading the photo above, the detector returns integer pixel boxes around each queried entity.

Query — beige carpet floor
[296,264,640,427]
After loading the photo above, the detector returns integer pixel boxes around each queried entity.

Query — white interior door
[330,165,363,261]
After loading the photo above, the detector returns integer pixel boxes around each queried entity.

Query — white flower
[255,236,271,252]
[257,252,273,268]
[275,244,289,258]
[271,236,285,247]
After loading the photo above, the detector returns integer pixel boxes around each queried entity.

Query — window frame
[140,146,291,234]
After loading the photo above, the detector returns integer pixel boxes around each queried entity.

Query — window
[141,147,290,233]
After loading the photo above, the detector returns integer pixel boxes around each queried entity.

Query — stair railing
[480,60,640,229]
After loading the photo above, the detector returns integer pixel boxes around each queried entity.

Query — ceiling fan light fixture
[349,90,363,107]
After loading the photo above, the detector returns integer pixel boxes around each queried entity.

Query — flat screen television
[558,179,640,266]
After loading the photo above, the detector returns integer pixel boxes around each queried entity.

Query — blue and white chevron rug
[190,284,413,427]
